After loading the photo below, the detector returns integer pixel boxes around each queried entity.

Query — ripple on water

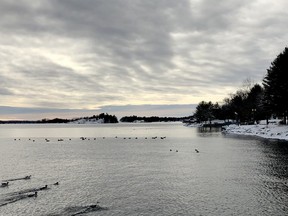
[45,204,108,216]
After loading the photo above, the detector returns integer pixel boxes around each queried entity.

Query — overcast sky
[0,0,287,119]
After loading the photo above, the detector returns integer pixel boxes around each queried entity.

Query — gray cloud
[0,0,288,115]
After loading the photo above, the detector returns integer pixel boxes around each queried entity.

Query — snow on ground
[68,118,104,124]
[222,123,288,140]
[184,123,203,127]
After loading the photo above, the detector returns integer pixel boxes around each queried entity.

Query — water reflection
[197,126,222,133]
[258,139,288,179]
[197,127,222,137]
[250,138,288,214]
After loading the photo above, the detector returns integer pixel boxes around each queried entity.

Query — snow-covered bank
[68,118,105,124]
[222,124,288,140]
[184,123,203,127]
[185,120,231,128]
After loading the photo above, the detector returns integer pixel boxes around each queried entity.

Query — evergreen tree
[246,84,266,122]
[263,47,288,124]
[194,101,215,123]
[220,83,266,123]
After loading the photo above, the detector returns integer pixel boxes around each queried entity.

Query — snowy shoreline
[222,124,288,141]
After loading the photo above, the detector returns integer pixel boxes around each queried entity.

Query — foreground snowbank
[222,124,288,140]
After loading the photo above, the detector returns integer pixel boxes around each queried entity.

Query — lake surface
[0,123,288,216]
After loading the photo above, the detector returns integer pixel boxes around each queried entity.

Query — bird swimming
[1,182,9,187]
[27,191,37,197]
[24,175,31,179]
[39,185,48,190]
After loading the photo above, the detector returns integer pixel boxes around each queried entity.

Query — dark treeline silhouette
[0,120,41,124]
[41,118,70,123]
[71,113,118,123]
[120,115,188,123]
[193,47,288,125]
[0,113,118,124]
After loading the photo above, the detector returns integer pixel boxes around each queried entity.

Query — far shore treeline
[119,116,187,123]
[192,47,288,125]
[0,113,189,124]
[0,113,118,124]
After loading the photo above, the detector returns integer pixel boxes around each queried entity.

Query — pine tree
[194,101,214,123]
[263,47,288,124]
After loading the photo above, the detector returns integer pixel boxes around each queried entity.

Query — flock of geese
[14,136,168,142]
[4,136,201,213]
[12,136,200,154]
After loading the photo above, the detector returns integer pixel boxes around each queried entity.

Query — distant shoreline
[0,113,118,124]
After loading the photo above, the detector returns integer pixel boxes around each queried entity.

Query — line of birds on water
[169,149,200,153]
[12,137,201,154]
[13,136,168,142]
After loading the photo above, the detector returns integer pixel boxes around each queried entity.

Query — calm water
[0,123,287,216]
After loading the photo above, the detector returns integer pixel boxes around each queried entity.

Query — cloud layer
[0,104,196,120]
[1,0,287,112]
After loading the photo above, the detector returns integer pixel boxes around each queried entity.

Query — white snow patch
[184,123,203,127]
[222,124,288,140]
[68,118,104,124]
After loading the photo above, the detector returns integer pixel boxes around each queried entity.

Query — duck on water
[27,191,37,197]
[2,175,31,182]
[39,185,48,190]
[1,182,9,187]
